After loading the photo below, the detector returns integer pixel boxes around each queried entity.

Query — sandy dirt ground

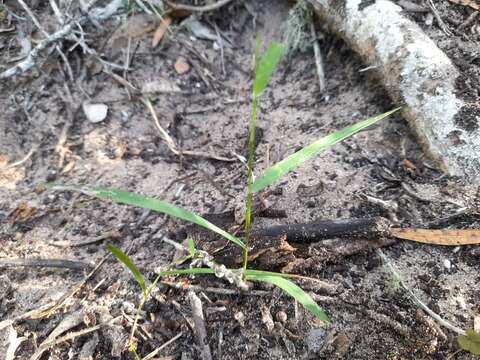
[0,0,479,358]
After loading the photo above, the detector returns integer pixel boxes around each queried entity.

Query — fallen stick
[47,230,121,248]
[308,0,480,180]
[0,258,89,270]
[188,290,213,360]
[256,217,390,242]
[166,0,234,12]
[256,218,480,245]
[310,20,326,93]
[0,0,122,79]
[378,249,466,335]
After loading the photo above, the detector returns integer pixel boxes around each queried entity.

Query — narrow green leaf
[69,186,244,248]
[246,273,330,323]
[187,238,196,257]
[253,42,284,98]
[254,36,261,72]
[458,330,480,355]
[244,269,297,278]
[252,108,400,192]
[107,244,146,294]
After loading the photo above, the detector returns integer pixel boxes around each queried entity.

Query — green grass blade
[458,330,480,355]
[187,238,196,257]
[107,244,146,294]
[252,108,400,192]
[246,273,330,323]
[253,42,284,98]
[67,186,244,248]
[244,269,298,278]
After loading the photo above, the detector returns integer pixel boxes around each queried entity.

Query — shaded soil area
[0,0,479,359]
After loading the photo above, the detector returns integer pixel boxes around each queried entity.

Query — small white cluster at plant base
[190,249,249,291]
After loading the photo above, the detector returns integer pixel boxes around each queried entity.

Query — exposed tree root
[309,0,480,180]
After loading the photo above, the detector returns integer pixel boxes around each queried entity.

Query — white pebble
[443,259,451,270]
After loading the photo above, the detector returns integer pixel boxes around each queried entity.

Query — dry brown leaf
[391,228,480,246]
[448,0,480,10]
[152,16,173,48]
[7,202,37,223]
[174,56,190,74]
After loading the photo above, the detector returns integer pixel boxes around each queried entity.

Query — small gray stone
[306,327,329,353]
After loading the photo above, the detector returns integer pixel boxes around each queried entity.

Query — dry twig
[0,0,122,79]
[142,332,183,360]
[31,318,120,360]
[0,258,89,270]
[378,249,466,335]
[142,96,237,162]
[47,231,121,248]
[167,0,235,12]
[25,254,109,320]
[16,0,74,80]
[427,0,453,35]
[188,291,213,360]
[310,21,326,92]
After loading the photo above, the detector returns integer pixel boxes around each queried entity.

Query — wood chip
[61,160,75,173]
[152,15,173,48]
[402,159,417,172]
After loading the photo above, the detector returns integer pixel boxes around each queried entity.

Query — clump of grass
[242,39,284,273]
[50,38,399,358]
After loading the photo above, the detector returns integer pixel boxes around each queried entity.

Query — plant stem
[128,273,165,359]
[242,94,258,274]
[129,294,145,359]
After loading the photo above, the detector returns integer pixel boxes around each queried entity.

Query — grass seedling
[243,39,284,274]
[50,39,399,358]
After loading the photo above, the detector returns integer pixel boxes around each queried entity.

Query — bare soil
[0,0,479,359]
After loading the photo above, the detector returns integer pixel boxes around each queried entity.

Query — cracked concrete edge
[309,0,480,180]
